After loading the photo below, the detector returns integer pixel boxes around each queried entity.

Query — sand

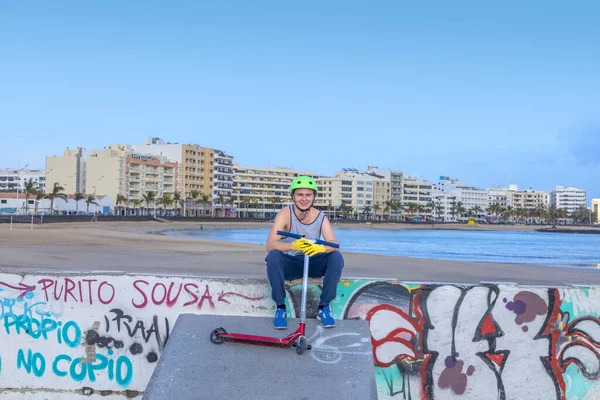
[0,220,598,286]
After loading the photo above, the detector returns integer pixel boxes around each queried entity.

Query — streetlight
[15,163,29,215]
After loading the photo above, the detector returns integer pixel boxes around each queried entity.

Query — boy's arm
[266,208,294,252]
[320,217,340,253]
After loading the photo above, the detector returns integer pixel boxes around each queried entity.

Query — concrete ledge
[143,314,377,400]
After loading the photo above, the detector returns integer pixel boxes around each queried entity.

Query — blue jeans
[266,250,344,307]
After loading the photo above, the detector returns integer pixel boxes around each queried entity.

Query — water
[163,228,600,268]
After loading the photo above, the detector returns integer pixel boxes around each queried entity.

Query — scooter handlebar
[277,230,340,248]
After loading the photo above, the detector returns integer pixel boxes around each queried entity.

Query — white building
[487,187,510,208]
[334,167,391,216]
[0,169,46,193]
[434,177,488,221]
[0,193,114,215]
[212,149,234,216]
[550,186,586,214]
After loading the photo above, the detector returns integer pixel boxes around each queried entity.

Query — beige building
[45,148,86,194]
[132,137,215,205]
[592,199,600,223]
[314,176,352,218]
[508,187,548,210]
[232,165,319,218]
[325,167,392,220]
[86,144,181,214]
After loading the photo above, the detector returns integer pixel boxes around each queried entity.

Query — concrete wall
[0,271,598,399]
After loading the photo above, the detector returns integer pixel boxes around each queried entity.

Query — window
[0,200,6,204]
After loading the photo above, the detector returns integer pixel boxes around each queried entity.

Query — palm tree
[23,178,38,214]
[362,204,372,220]
[454,202,467,222]
[405,202,418,219]
[116,194,128,216]
[241,196,251,218]
[142,191,156,216]
[372,203,381,221]
[45,182,68,214]
[85,194,99,213]
[435,203,443,222]
[34,190,45,215]
[228,195,238,217]
[132,199,143,216]
[200,194,212,217]
[73,192,86,214]
[339,202,351,219]
[173,192,184,215]
[471,206,483,220]
[189,190,201,217]
[384,200,394,221]
[156,193,173,215]
[425,200,436,220]
[216,194,226,217]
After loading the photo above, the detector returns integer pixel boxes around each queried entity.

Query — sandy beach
[0,220,598,286]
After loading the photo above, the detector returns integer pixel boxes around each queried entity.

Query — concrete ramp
[143,314,377,400]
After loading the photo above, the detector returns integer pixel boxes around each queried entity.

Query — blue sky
[1,1,599,200]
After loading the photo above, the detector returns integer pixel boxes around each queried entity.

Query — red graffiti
[0,281,36,297]
[37,278,114,305]
[131,280,262,309]
[217,291,265,304]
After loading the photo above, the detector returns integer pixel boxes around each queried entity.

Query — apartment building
[86,145,181,212]
[508,186,548,210]
[0,169,46,193]
[329,167,392,219]
[550,186,586,214]
[402,175,433,208]
[434,177,488,221]
[390,171,403,220]
[213,149,234,216]
[592,199,600,223]
[132,137,214,204]
[487,188,510,208]
[232,165,319,218]
[45,148,86,194]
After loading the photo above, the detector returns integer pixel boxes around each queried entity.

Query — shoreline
[0,221,598,286]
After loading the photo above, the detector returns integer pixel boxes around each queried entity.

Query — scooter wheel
[210,327,227,344]
[295,336,307,355]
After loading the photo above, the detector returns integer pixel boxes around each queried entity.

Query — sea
[163,228,600,269]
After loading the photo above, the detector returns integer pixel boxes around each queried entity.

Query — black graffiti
[105,308,170,351]
[146,351,158,363]
[85,329,124,349]
[130,343,144,355]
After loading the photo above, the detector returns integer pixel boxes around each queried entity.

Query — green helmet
[290,175,318,195]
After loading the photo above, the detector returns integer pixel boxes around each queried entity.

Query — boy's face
[293,188,315,209]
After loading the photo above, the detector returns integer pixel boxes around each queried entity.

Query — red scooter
[210,230,340,355]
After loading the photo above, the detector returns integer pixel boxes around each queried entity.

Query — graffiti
[0,281,36,297]
[105,309,170,351]
[131,281,263,309]
[52,351,133,387]
[332,281,600,400]
[37,278,115,305]
[307,325,372,364]
[1,273,599,399]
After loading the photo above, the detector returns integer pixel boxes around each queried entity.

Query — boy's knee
[266,250,284,264]
[329,252,344,268]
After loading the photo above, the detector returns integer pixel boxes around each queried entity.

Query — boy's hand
[299,242,326,257]
[291,238,312,252]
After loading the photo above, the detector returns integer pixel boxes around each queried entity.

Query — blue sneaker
[273,308,287,330]
[317,306,336,328]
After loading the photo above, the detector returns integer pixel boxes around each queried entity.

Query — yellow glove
[291,238,312,252]
[299,242,326,257]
